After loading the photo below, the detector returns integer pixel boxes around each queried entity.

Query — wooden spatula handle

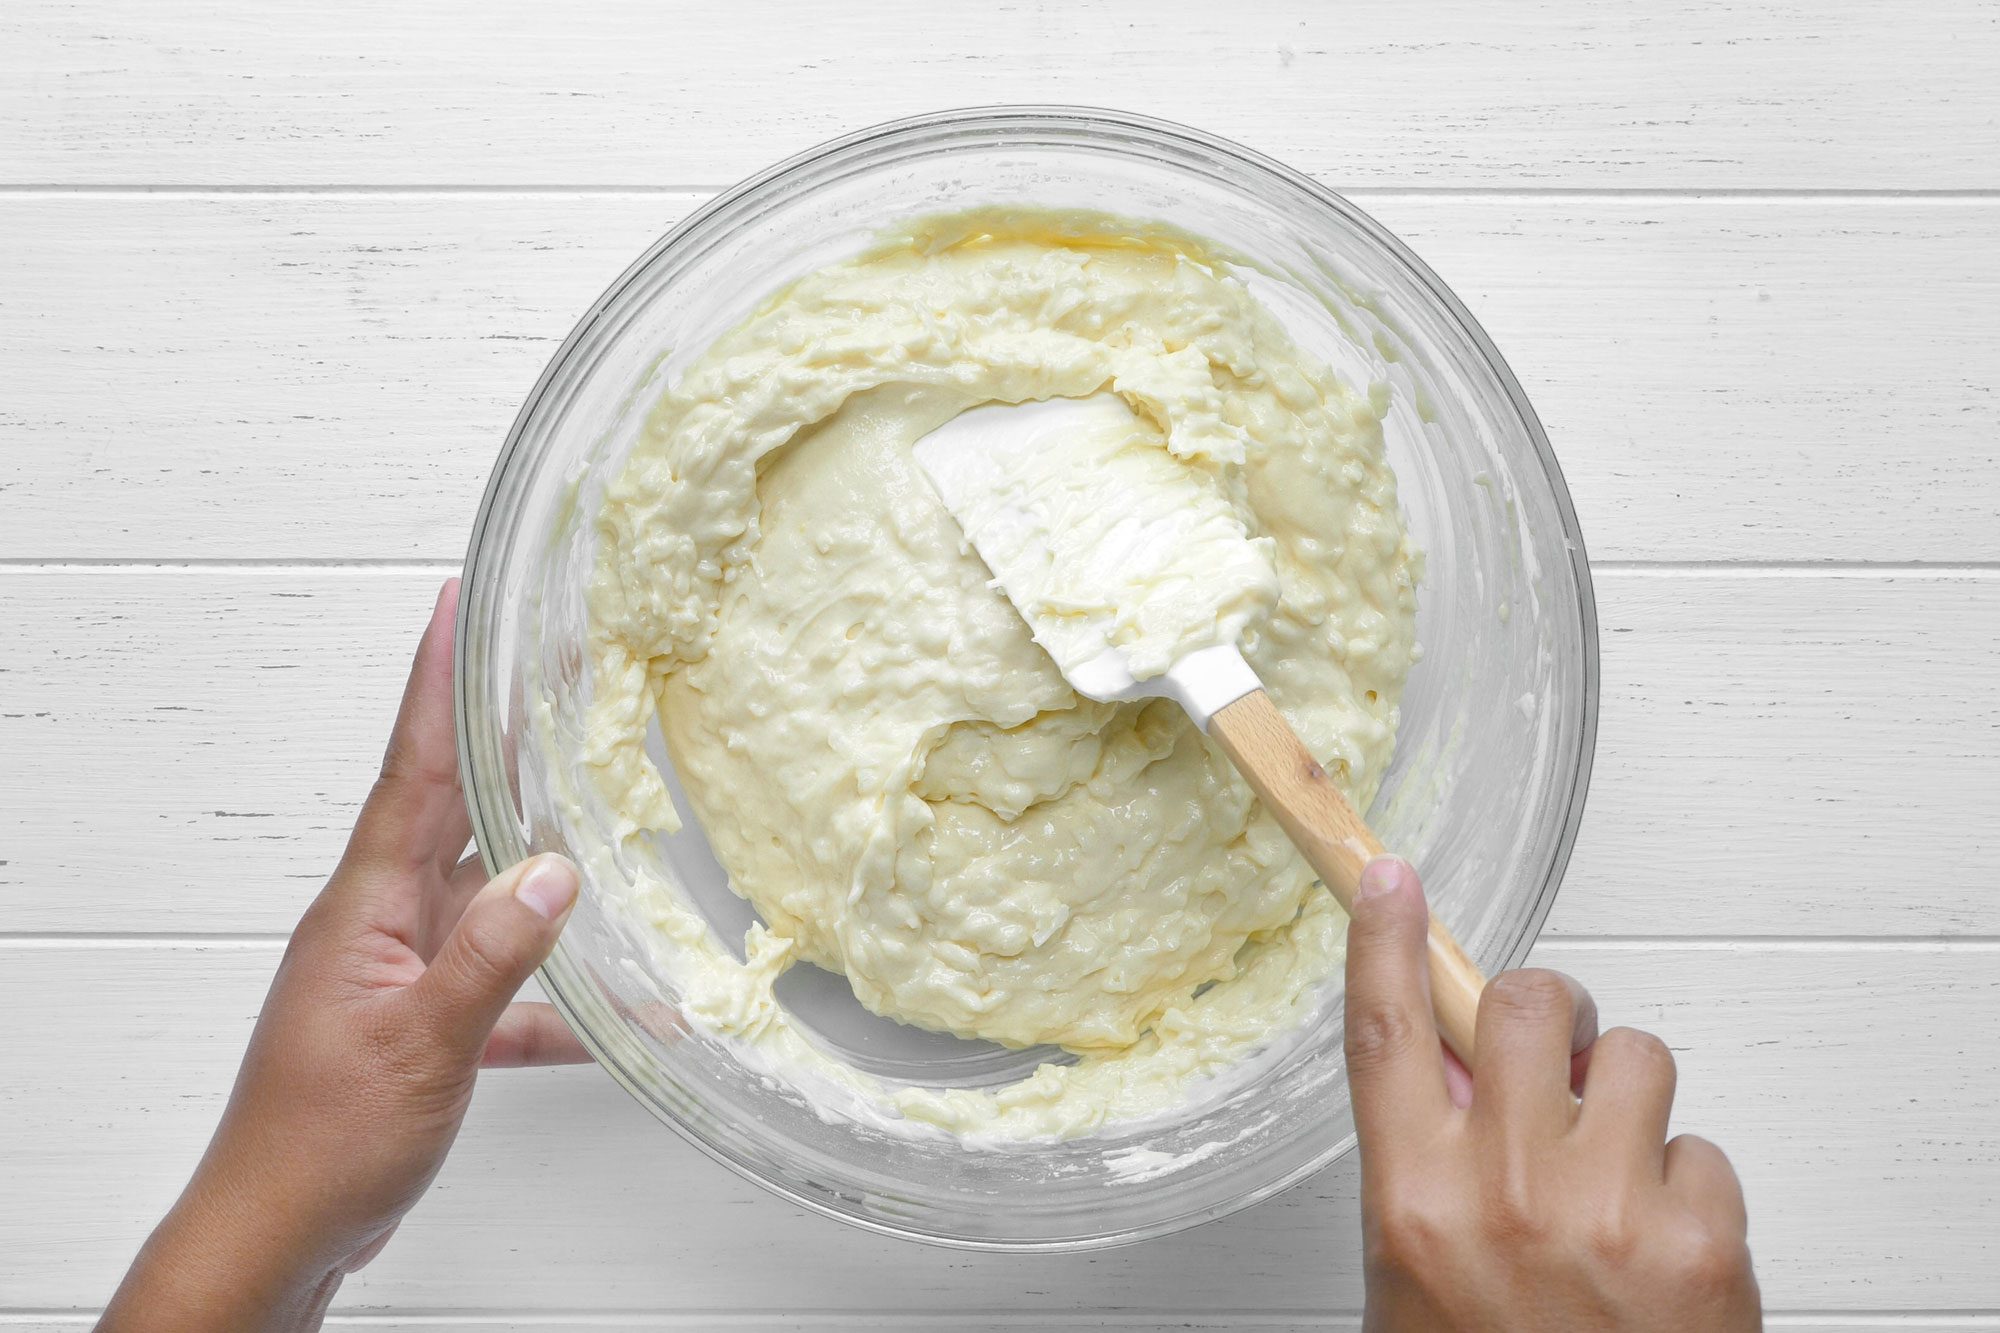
[1208,688,1486,1064]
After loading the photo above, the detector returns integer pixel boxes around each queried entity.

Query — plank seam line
[5,934,2000,950]
[5,560,2000,575]
[1593,561,2000,575]
[2,1309,1998,1324]
[3,1309,1999,1320]
[0,183,731,196]
[1,184,1999,200]
[0,559,464,570]
[1538,936,2000,951]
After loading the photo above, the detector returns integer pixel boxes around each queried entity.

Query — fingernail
[515,855,579,921]
[1356,855,1411,904]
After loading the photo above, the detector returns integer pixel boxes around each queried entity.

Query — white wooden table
[4,3,1997,1328]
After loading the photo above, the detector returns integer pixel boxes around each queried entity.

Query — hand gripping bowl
[456,106,1598,1250]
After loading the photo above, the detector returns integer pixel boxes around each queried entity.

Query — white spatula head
[917,396,1490,1057]
[912,394,1277,723]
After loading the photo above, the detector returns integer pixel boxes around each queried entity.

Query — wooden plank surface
[4,568,1993,940]
[3,193,1997,563]
[3,1,1997,190]
[0,1317,1990,1331]
[3,940,1994,1314]
[3,1312,1984,1320]
[7,1,1998,1325]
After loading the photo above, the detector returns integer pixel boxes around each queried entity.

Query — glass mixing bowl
[457,106,1597,1250]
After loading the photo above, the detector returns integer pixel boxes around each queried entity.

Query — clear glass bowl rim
[455,103,1601,1251]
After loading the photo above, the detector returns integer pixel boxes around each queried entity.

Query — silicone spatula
[913,393,1487,1062]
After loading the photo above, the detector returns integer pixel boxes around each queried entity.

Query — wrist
[104,1163,341,1332]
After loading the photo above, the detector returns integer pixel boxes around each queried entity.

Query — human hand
[103,579,591,1333]
[1346,856,1759,1331]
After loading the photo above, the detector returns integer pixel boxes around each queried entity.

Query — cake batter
[580,208,1420,1137]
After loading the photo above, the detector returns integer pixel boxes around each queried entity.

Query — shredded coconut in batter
[578,209,1419,1139]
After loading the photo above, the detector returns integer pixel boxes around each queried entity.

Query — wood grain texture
[1209,688,1487,1062]
[3,193,1997,562]
[0,1321,1383,1332]
[7,1312,1992,1320]
[4,568,1993,940]
[3,1,1997,189]
[3,941,1994,1313]
[5,3,1998,1324]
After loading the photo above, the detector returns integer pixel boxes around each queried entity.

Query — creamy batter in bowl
[458,107,1598,1248]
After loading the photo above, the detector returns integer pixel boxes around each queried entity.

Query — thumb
[1344,856,1452,1145]
[410,854,579,1069]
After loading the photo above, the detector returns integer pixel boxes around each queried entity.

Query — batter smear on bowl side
[579,209,1420,1139]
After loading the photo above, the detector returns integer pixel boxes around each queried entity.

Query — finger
[1577,1026,1679,1170]
[415,852,490,954]
[347,579,465,877]
[1567,980,1600,1095]
[1442,1045,1474,1110]
[1567,977,1600,1056]
[408,854,580,1070]
[1471,969,1589,1134]
[1571,1039,1596,1094]
[1665,1134,1749,1237]
[482,1001,594,1068]
[610,993,689,1050]
[1345,856,1452,1158]
[412,853,496,962]
[448,849,490,906]
[434,788,475,877]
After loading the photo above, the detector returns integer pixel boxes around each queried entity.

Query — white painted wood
[0,1322,1373,1332]
[4,193,1998,562]
[3,1312,1984,1320]
[2,941,1994,1313]
[0,193,685,562]
[1359,195,2000,565]
[1565,568,2000,938]
[16,1321,1374,1331]
[5,1,1998,1324]
[5,568,1994,939]
[4,1,1997,190]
